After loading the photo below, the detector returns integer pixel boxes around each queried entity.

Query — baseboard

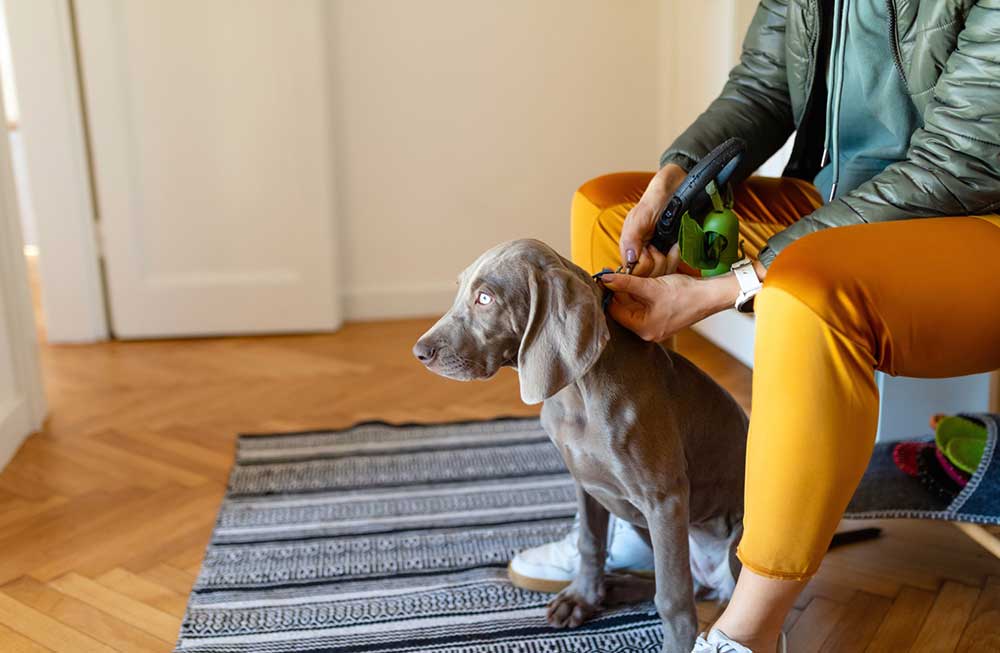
[343,282,455,321]
[0,396,32,471]
[691,309,756,369]
[875,372,993,442]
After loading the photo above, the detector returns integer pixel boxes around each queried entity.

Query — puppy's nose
[412,339,437,364]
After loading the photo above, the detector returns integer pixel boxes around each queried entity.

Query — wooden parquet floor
[0,317,998,652]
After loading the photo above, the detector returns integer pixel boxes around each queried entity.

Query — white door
[74,0,340,338]
[0,82,45,469]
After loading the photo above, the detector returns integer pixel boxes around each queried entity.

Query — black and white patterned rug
[176,418,661,652]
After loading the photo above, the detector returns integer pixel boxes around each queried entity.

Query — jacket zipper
[826,0,849,201]
[809,0,830,169]
[886,0,908,86]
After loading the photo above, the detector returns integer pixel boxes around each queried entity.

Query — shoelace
[714,644,746,653]
[695,633,752,653]
[697,641,746,653]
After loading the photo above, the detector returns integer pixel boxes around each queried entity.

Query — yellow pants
[572,172,1000,580]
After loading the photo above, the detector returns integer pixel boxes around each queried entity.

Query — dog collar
[592,266,628,311]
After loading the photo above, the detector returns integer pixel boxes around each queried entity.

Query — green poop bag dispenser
[651,137,745,276]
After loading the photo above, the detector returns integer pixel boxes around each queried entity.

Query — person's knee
[575,172,652,211]
[571,172,651,271]
[764,231,854,313]
[762,229,879,358]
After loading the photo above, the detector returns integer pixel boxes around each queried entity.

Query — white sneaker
[508,515,654,593]
[693,629,787,653]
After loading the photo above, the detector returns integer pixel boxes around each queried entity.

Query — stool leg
[954,522,1000,560]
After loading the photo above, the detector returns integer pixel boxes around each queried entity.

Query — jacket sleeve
[660,0,795,177]
[760,0,1000,266]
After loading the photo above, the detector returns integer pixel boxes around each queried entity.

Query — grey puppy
[413,239,748,652]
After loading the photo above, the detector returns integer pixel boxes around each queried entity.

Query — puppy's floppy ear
[517,267,610,404]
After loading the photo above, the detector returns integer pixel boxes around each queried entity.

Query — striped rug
[175,418,661,652]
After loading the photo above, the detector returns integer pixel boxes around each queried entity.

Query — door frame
[0,53,45,468]
[3,0,108,343]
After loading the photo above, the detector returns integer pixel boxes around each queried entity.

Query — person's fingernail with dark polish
[626,248,637,264]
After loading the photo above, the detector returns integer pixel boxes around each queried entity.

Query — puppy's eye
[475,292,494,306]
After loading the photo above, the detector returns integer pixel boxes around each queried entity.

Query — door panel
[0,67,45,469]
[75,0,339,337]
[0,282,35,469]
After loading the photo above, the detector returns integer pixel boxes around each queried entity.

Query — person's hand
[621,163,687,276]
[600,272,740,342]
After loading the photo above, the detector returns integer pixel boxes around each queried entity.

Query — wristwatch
[732,258,762,313]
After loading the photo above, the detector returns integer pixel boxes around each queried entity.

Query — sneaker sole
[506,562,655,594]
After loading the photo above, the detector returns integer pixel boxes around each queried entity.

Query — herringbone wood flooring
[1,313,998,652]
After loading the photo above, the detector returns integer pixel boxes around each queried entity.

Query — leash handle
[650,137,746,254]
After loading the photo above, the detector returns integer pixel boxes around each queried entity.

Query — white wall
[331,0,772,321]
[5,0,761,329]
[658,2,793,177]
[330,0,662,319]
[656,2,747,151]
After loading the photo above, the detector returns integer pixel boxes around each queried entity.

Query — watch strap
[732,258,761,313]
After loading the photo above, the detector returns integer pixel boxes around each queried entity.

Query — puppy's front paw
[546,583,604,628]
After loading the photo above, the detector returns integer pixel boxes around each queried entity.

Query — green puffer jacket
[660,0,1000,266]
